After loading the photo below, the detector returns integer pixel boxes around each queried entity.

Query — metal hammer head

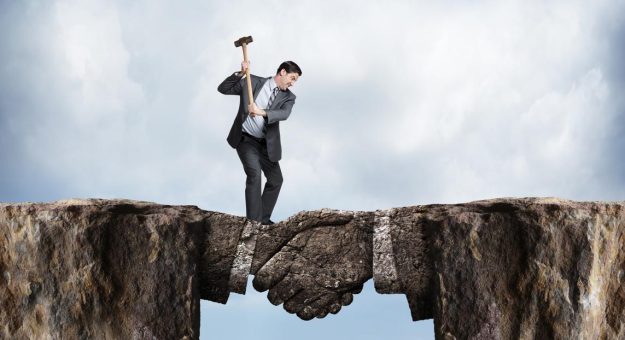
[234,36,253,47]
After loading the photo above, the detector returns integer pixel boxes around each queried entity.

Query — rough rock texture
[0,199,253,339]
[252,209,373,320]
[1,198,624,339]
[373,207,433,321]
[418,199,625,339]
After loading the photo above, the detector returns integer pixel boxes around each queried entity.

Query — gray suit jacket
[217,72,296,162]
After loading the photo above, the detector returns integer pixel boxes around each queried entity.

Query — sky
[1,0,624,338]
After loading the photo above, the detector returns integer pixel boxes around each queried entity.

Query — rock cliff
[1,198,624,339]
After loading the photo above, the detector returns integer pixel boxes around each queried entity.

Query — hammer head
[234,36,253,47]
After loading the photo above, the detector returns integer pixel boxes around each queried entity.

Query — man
[217,60,301,224]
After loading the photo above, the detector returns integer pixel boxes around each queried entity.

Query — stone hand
[252,211,373,320]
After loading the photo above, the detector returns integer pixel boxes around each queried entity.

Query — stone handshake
[251,210,372,320]
[244,209,431,321]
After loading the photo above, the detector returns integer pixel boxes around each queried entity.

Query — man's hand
[248,102,266,117]
[240,61,249,74]
[252,211,373,320]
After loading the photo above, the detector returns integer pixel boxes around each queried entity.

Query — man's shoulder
[249,74,266,82]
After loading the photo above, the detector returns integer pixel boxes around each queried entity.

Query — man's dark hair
[276,61,302,76]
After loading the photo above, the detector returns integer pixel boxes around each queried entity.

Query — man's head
[274,61,302,91]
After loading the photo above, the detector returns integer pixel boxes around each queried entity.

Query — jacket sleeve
[266,95,296,124]
[217,72,244,95]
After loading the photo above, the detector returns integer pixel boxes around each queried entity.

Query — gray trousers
[236,134,283,223]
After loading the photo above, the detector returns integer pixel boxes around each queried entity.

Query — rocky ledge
[1,198,624,339]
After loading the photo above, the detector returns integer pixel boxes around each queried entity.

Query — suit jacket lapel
[253,77,271,101]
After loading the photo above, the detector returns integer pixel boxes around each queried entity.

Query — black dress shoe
[262,219,275,225]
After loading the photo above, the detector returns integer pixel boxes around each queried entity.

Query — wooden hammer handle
[241,43,254,106]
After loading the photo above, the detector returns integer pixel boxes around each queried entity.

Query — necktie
[267,87,279,109]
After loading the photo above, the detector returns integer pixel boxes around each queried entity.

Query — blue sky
[1,0,624,338]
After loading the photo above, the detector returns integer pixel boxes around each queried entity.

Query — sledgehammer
[234,36,254,107]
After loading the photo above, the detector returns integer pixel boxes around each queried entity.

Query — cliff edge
[1,198,623,339]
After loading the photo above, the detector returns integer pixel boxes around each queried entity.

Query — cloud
[274,0,625,206]
[2,0,624,209]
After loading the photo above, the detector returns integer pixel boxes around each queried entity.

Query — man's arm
[266,95,296,124]
[217,73,244,95]
[217,61,249,95]
[248,95,296,123]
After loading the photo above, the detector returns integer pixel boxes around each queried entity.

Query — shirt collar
[268,77,278,91]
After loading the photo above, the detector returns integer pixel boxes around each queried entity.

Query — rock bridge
[1,198,624,339]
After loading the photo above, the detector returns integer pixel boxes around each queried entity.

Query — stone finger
[340,292,353,306]
[283,288,318,315]
[266,274,299,306]
[252,249,295,292]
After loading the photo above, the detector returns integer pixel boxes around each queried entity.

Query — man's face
[276,69,299,90]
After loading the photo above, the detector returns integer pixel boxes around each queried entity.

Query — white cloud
[53,0,146,125]
[2,0,622,206]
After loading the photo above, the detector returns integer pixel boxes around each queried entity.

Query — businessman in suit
[218,60,302,224]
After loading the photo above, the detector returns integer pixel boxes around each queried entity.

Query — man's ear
[280,69,286,76]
